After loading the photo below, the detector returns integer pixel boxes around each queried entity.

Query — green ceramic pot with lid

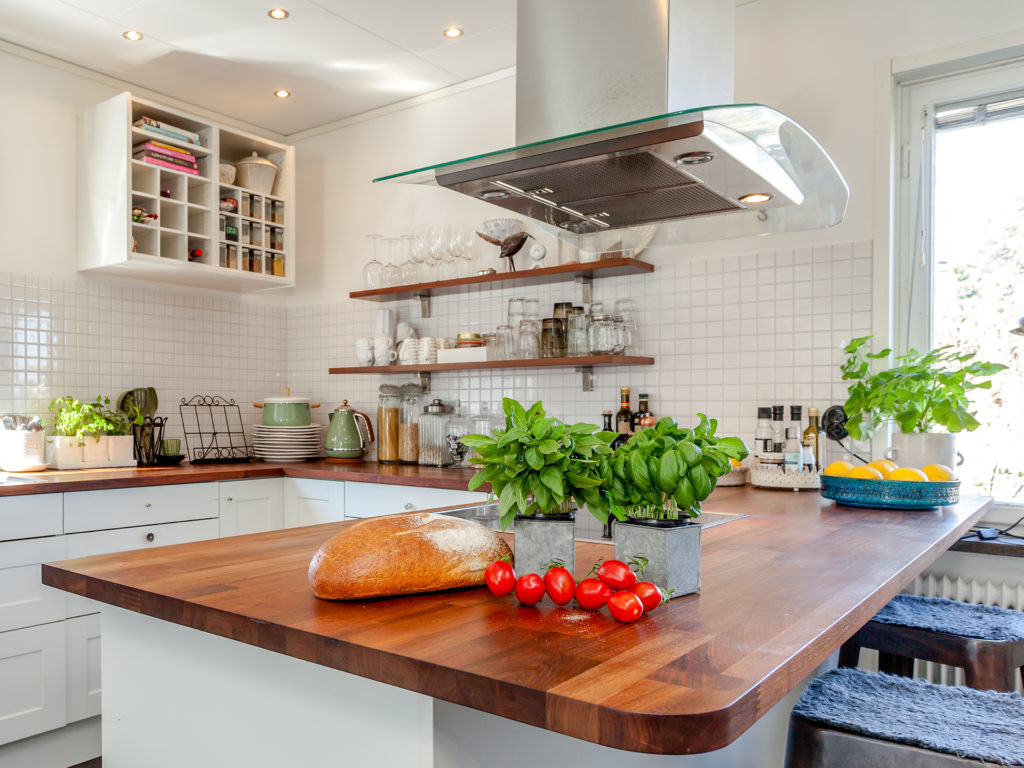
[254,388,320,426]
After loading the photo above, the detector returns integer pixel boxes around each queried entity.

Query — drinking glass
[540,318,566,358]
[494,324,514,360]
[522,298,540,322]
[614,298,639,354]
[507,297,525,352]
[567,312,590,357]
[518,319,541,359]
[588,314,615,354]
[362,234,384,289]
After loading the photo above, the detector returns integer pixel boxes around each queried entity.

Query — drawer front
[65,613,101,723]
[64,482,219,533]
[0,622,67,746]
[283,478,344,528]
[64,518,219,617]
[0,494,62,542]
[344,482,488,519]
[0,535,66,632]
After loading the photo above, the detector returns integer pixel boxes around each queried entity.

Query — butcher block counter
[41,488,992,767]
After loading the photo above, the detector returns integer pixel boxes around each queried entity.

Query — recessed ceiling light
[442,25,463,39]
[274,89,291,99]
[123,30,143,41]
[268,8,289,20]
[739,192,772,204]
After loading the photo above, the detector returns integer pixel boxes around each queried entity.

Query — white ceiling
[0,0,517,135]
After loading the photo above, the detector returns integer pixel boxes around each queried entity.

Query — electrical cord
[836,439,871,465]
[960,513,1024,541]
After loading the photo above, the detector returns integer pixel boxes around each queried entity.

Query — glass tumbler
[614,298,639,354]
[507,297,525,352]
[495,324,514,360]
[567,312,590,357]
[588,314,615,355]
[540,318,566,358]
[518,319,541,359]
[522,297,540,322]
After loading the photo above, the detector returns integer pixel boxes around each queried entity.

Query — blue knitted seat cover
[872,594,1024,642]
[793,668,1024,765]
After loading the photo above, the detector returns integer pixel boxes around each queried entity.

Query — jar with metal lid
[588,314,616,355]
[445,402,472,468]
[418,398,453,466]
[377,384,402,463]
[398,384,423,464]
[611,315,633,354]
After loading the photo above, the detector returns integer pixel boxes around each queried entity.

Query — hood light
[479,190,509,200]
[443,26,463,39]
[268,8,289,19]
[274,89,291,99]
[123,30,143,41]
[739,192,773,204]
[674,151,714,165]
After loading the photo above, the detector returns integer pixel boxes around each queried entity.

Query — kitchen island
[42,488,991,767]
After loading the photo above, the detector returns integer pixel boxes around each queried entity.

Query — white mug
[398,339,419,364]
[356,349,374,367]
[373,336,394,349]
[356,337,372,349]
[373,347,397,365]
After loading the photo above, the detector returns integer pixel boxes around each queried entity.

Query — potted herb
[841,336,1006,468]
[46,395,138,469]
[604,414,748,597]
[464,398,616,576]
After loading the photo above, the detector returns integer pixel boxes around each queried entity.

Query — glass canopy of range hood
[374,104,848,254]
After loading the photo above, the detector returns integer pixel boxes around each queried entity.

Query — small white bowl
[482,218,524,241]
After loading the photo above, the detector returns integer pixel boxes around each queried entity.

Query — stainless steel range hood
[375,0,848,250]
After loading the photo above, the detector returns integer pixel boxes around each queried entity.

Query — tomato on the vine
[607,591,645,623]
[574,578,613,610]
[630,582,665,612]
[543,561,576,606]
[597,559,637,590]
[484,560,516,596]
[514,573,545,606]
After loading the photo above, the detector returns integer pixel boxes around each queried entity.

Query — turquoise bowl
[820,474,960,509]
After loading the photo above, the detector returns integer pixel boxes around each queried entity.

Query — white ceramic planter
[0,430,48,472]
[886,432,961,469]
[46,435,137,469]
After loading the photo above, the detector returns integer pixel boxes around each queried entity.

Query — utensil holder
[132,417,167,466]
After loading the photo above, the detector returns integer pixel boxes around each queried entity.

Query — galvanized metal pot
[614,518,700,598]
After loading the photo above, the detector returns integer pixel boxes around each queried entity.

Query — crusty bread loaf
[308,512,512,600]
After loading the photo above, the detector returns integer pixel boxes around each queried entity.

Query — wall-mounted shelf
[329,354,654,392]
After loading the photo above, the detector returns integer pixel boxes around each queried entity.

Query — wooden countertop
[42,488,992,755]
[0,460,479,496]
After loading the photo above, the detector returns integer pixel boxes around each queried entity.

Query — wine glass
[459,225,480,276]
[362,234,384,289]
[399,235,422,285]
[382,237,401,287]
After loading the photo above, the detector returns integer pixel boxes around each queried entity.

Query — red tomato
[574,578,613,610]
[630,582,665,612]
[607,591,645,623]
[484,560,516,596]
[597,559,637,590]
[514,573,545,606]
[543,565,576,606]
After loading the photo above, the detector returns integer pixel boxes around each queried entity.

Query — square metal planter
[512,513,575,577]
[614,519,700,598]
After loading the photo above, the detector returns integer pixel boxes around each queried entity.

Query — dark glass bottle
[615,387,633,438]
[771,404,785,454]
[633,393,655,432]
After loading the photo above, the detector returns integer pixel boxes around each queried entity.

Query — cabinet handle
[145,532,155,542]
[404,503,415,510]
[144,502,152,508]
[225,497,233,502]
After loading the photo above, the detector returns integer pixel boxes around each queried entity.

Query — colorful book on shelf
[135,155,200,175]
[138,124,202,147]
[132,141,196,162]
[133,116,201,143]
[132,149,198,170]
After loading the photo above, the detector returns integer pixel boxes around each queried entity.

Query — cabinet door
[64,519,219,618]
[219,479,285,537]
[64,482,219,533]
[65,613,101,723]
[283,478,344,528]
[0,535,65,632]
[344,482,488,519]
[0,493,62,542]
[0,622,66,746]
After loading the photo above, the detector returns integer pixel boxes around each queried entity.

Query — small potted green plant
[604,414,748,597]
[46,396,138,469]
[463,398,616,576]
[841,336,1006,469]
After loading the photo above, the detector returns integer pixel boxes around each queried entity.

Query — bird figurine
[476,230,532,271]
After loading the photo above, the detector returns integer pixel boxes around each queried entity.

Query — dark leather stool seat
[839,593,1024,691]
[785,668,1024,767]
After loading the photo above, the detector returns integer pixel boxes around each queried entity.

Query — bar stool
[838,594,1024,692]
[785,667,1024,767]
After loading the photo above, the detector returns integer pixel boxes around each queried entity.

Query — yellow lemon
[847,465,884,480]
[889,467,929,482]
[823,460,854,477]
[729,457,741,468]
[921,464,956,481]
[867,459,898,479]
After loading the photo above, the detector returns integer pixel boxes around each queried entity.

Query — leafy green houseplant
[840,336,1007,440]
[602,414,749,522]
[48,396,135,441]
[463,398,616,531]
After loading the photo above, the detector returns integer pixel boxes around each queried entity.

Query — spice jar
[418,399,452,466]
[398,384,423,464]
[376,384,401,463]
[445,402,472,468]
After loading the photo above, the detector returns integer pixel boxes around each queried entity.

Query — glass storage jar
[376,384,401,463]
[588,314,616,355]
[398,384,423,464]
[418,398,453,467]
[445,403,472,468]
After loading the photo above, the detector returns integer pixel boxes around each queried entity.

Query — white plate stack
[251,424,325,462]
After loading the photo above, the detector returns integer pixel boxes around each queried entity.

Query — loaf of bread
[308,512,513,600]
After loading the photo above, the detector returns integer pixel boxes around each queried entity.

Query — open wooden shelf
[329,354,654,375]
[349,258,654,302]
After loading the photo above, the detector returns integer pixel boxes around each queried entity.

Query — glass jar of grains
[398,384,423,464]
[376,385,401,463]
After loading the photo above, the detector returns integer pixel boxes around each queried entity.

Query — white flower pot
[886,432,962,469]
[45,435,138,469]
[107,435,135,464]
[46,436,84,468]
[82,436,107,463]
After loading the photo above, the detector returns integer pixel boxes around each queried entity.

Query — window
[897,62,1024,504]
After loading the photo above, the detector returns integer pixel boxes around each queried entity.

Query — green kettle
[325,401,374,460]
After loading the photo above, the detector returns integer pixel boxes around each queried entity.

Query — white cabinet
[65,614,101,724]
[283,478,345,528]
[0,535,66,633]
[344,482,487,518]
[76,91,295,292]
[64,482,219,533]
[0,493,62,542]
[220,479,285,536]
[0,622,67,745]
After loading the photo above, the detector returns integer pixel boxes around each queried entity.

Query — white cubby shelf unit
[76,92,295,292]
